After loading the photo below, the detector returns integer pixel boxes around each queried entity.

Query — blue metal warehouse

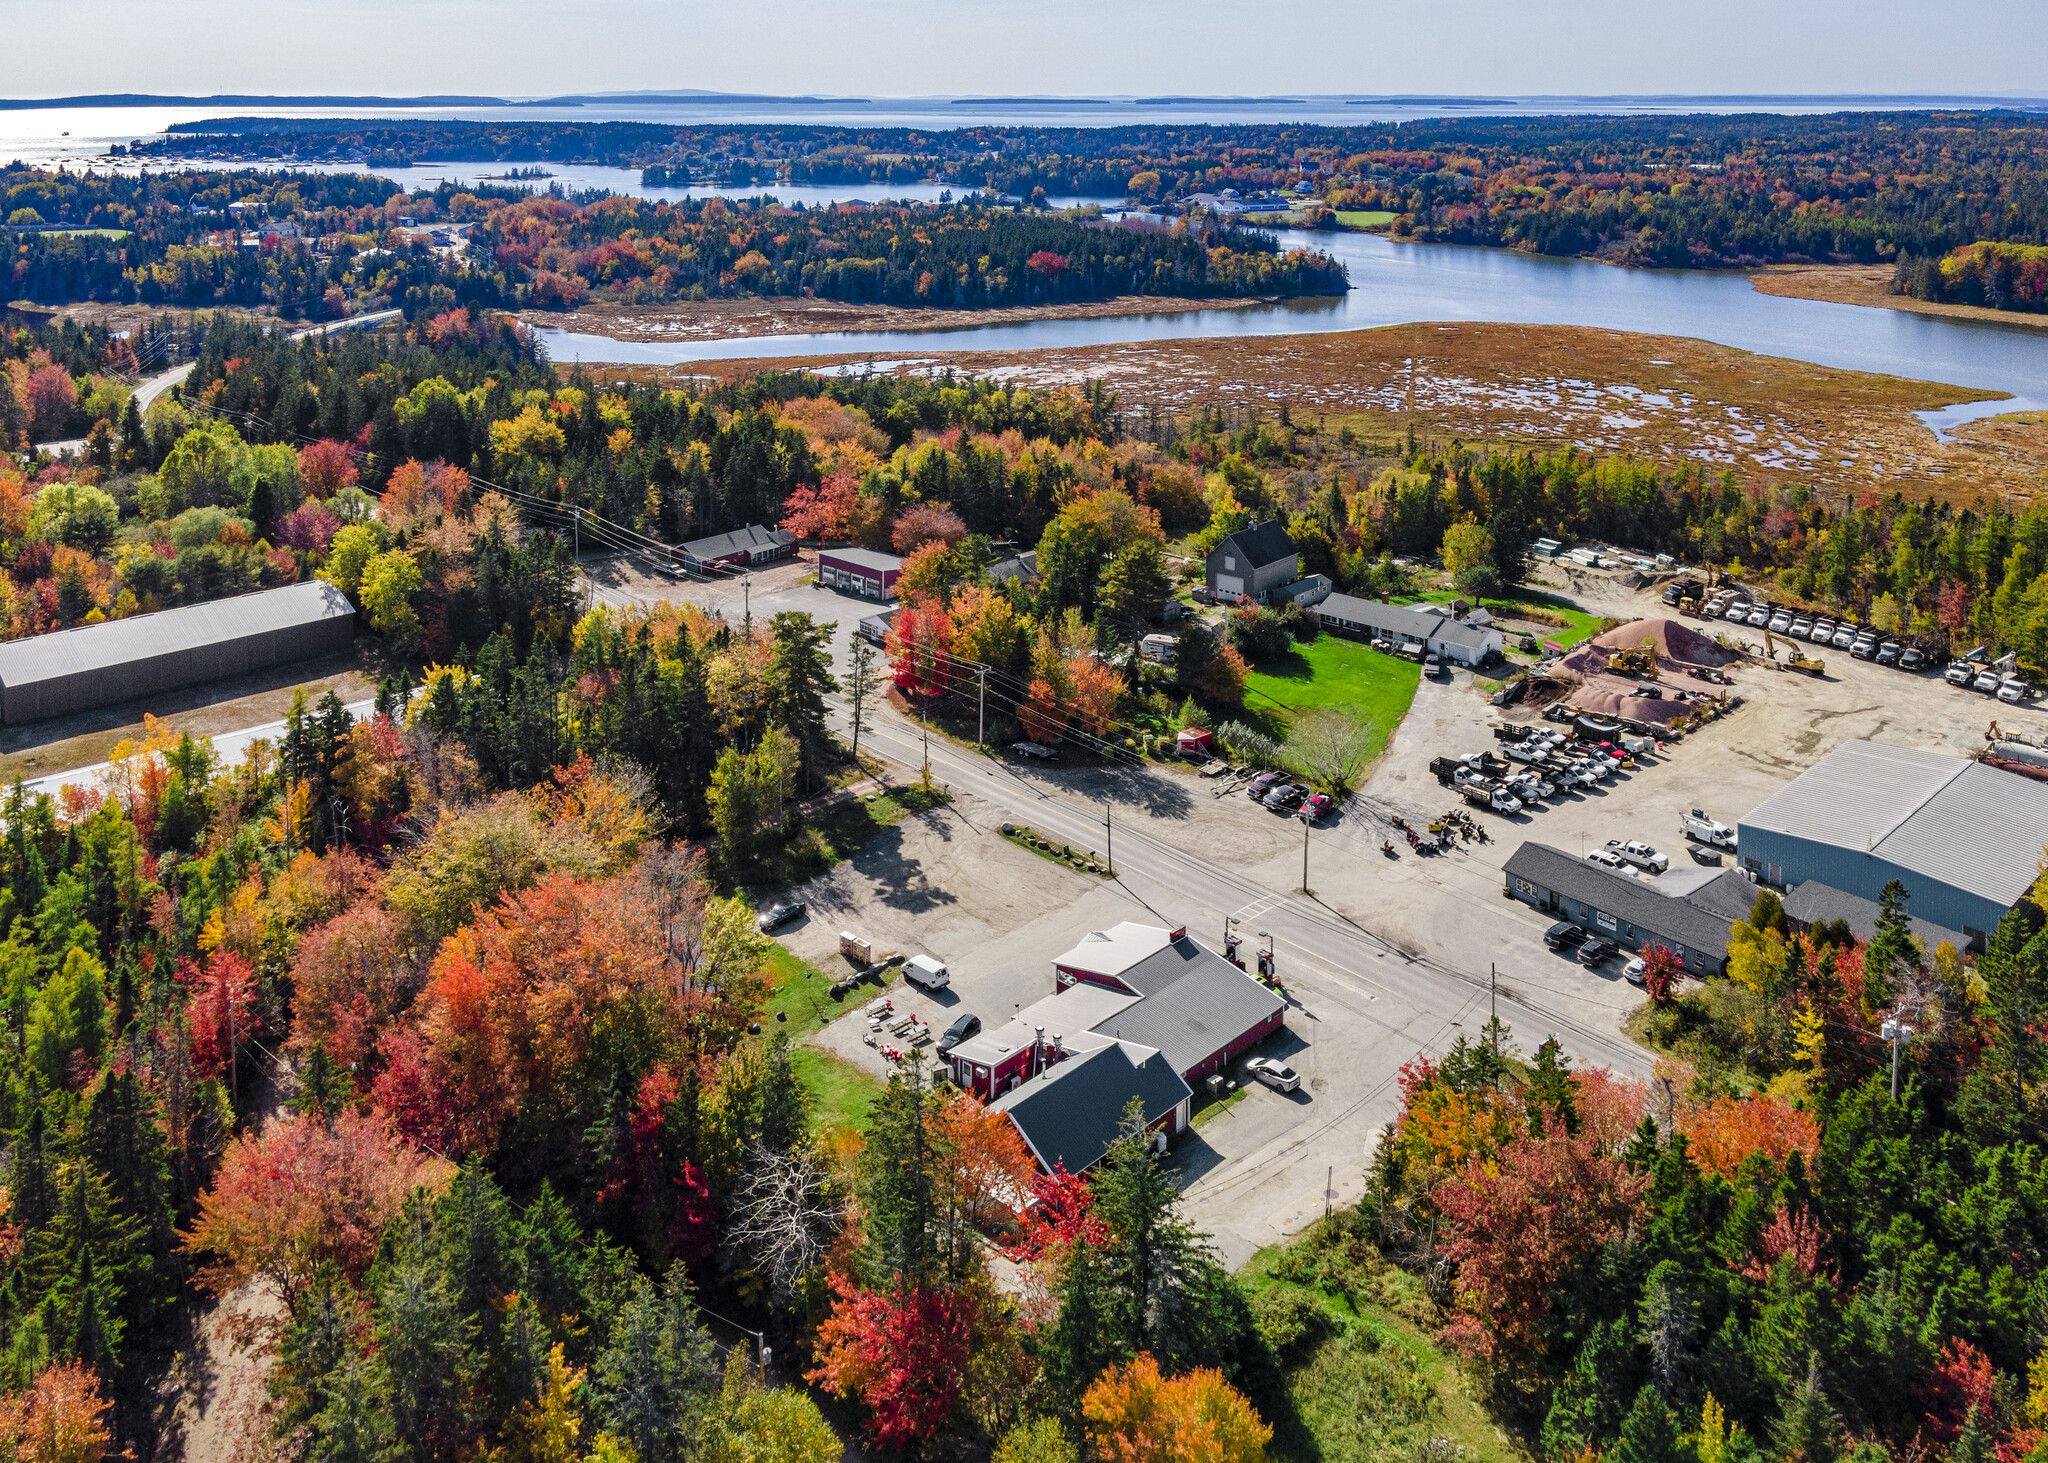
[1737,739,2048,946]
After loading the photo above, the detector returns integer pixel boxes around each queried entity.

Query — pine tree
[277,1264,359,1430]
[515,1183,586,1329]
[757,1039,810,1157]
[12,1105,59,1232]
[765,612,837,792]
[858,1064,936,1285]
[83,1068,177,1290]
[309,1355,404,1463]
[1772,1357,1843,1463]
[436,1158,513,1324]
[293,1040,357,1125]
[1092,1098,1196,1357]
[375,1211,475,1456]
[590,1270,720,1463]
[1612,1384,1683,1463]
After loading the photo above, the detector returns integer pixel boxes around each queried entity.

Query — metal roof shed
[0,581,355,726]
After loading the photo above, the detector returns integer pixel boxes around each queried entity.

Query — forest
[117,109,2048,266]
[2,166,1346,313]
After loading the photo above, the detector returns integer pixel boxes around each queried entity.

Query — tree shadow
[850,829,961,916]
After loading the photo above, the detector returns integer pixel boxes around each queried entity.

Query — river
[530,228,2048,434]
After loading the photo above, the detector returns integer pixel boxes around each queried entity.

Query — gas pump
[1256,930,1275,981]
[1223,916,1243,969]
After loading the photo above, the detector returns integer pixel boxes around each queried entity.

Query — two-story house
[1205,522,1299,605]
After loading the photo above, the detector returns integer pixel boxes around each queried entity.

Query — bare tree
[728,1140,841,1308]
[1292,710,1377,794]
[845,635,879,772]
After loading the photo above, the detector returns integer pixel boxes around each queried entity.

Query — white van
[904,955,951,990]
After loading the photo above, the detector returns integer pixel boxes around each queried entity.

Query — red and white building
[946,923,1286,1174]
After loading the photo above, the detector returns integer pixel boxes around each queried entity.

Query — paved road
[128,308,403,416]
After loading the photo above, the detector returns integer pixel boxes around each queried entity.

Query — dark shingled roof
[1316,592,1444,639]
[1102,938,1284,1077]
[1503,842,1737,959]
[1783,880,1973,954]
[1214,521,1298,570]
[990,1043,1191,1174]
[678,524,794,560]
[1680,869,1767,924]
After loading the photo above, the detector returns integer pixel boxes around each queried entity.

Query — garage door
[1215,575,1244,596]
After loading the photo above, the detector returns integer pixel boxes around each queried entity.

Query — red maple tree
[807,1272,975,1446]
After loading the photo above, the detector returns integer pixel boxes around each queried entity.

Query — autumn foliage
[1081,1352,1271,1463]
[181,1109,454,1308]
[1680,1091,1820,1180]
[807,1272,976,1447]
[0,1363,114,1463]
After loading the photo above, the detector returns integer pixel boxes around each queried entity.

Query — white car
[1244,1057,1301,1093]
[1585,848,1635,875]
[1974,671,2002,693]
[1999,678,2032,704]
[1506,741,1546,763]
[1607,839,1669,873]
[1623,956,1649,987]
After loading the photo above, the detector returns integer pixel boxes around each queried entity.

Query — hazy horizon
[9,0,2047,102]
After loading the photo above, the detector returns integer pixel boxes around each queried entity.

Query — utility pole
[1882,1008,1915,1100]
[1489,963,1498,1058]
[572,504,581,561]
[1104,799,1113,875]
[741,574,753,634]
[977,665,987,747]
[1301,816,1311,895]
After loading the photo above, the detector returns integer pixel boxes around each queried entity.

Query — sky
[6,0,2047,100]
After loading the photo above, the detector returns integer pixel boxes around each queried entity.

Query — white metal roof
[0,581,353,690]
[1050,922,1175,981]
[1741,739,2048,908]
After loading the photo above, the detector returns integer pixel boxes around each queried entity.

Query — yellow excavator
[1766,626,1825,677]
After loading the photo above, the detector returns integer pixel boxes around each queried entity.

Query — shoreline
[1747,263,2048,334]
[518,292,1285,344]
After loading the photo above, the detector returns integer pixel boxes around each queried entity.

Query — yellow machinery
[1786,649,1825,677]
[1609,636,1660,678]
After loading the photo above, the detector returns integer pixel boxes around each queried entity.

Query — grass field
[1335,210,1397,228]
[757,945,888,1132]
[1242,635,1422,772]
[1244,1219,1524,1463]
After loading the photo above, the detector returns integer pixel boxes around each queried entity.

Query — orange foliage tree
[1081,1352,1271,1462]
[808,1271,976,1447]
[930,1092,1038,1280]
[0,1362,114,1463]
[887,600,956,706]
[179,950,264,1081]
[288,903,413,1071]
[1680,1092,1820,1180]
[182,1109,453,1310]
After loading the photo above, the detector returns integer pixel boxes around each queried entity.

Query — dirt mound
[1593,617,1737,666]
[1560,680,1700,727]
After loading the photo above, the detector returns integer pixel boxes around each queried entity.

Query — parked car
[1011,741,1059,761]
[1622,956,1649,987]
[1790,617,1814,638]
[1244,1056,1301,1092]
[1606,839,1669,873]
[756,901,806,933]
[1263,784,1307,811]
[1974,670,2003,693]
[1876,641,1902,665]
[1577,937,1620,966]
[1947,660,1975,686]
[1247,771,1286,794]
[1299,792,1334,822]
[1900,647,1927,671]
[1585,848,1635,875]
[2000,677,2033,704]
[904,955,952,990]
[1545,921,1590,950]
[1689,845,1724,865]
[937,1013,982,1053]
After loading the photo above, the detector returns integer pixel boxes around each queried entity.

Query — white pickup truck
[1679,809,1736,848]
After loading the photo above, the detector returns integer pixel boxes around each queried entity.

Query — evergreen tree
[1772,1357,1844,1463]
[277,1263,359,1431]
[589,1269,720,1463]
[1527,1036,1580,1134]
[1612,1385,1683,1463]
[309,1355,404,1463]
[757,1038,810,1157]
[375,1211,474,1457]
[858,1064,936,1285]
[764,612,837,792]
[436,1158,513,1324]
[514,1183,586,1330]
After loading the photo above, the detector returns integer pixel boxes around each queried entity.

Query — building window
[1514,878,1534,896]
[1223,556,1236,571]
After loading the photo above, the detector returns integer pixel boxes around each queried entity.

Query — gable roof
[679,524,793,560]
[1316,593,1444,639]
[1503,842,1737,958]
[1097,939,1284,1077]
[1052,923,1175,984]
[989,551,1040,585]
[1212,521,1298,570]
[990,1042,1191,1174]
[0,581,352,691]
[1678,869,1767,924]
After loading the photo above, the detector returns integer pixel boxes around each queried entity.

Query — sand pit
[1592,617,1739,666]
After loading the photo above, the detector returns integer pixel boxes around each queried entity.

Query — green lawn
[1334,210,1397,228]
[1242,635,1422,773]
[757,945,888,1132]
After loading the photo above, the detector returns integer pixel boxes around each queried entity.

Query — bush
[1253,1286,1340,1364]
[1226,604,1292,662]
[1214,720,1282,768]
